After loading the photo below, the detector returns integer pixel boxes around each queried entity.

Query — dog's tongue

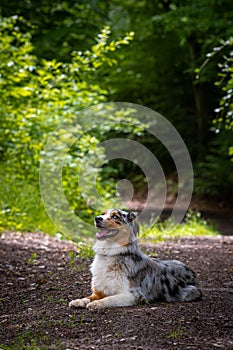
[96,229,109,238]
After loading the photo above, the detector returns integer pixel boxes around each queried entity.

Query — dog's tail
[182,285,202,302]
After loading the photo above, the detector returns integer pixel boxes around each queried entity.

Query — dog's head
[94,209,139,245]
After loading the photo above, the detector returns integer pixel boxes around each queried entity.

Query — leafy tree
[195,38,233,197]
[213,38,233,149]
[105,0,233,161]
[0,0,110,60]
[2,0,233,163]
[1,0,233,222]
[0,15,135,232]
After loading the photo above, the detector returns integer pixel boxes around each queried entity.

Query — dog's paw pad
[69,298,90,309]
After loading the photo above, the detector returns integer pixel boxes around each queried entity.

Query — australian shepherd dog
[69,209,202,309]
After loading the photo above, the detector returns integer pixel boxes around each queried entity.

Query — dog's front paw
[86,300,105,310]
[69,298,90,309]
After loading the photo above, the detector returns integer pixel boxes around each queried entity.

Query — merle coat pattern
[69,209,202,309]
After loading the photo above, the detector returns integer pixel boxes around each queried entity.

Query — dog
[69,209,202,309]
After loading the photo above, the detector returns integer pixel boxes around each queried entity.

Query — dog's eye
[112,215,120,220]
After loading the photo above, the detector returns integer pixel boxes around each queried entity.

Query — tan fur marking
[87,288,106,301]
[112,226,130,246]
[111,210,119,215]
[104,219,120,228]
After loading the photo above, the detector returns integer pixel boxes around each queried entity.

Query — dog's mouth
[95,228,119,240]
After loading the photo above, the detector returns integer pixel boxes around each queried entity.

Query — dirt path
[0,232,233,349]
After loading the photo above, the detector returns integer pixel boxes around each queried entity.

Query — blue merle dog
[69,209,202,309]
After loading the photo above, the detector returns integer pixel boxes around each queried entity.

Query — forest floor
[0,229,233,350]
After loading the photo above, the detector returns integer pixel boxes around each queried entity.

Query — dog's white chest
[90,255,129,296]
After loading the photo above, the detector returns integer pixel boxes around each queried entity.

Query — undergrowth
[0,172,56,233]
[0,170,218,247]
[140,211,218,243]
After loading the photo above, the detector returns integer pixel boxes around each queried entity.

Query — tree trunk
[189,41,208,161]
[192,82,208,160]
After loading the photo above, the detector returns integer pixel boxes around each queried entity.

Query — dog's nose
[95,216,103,223]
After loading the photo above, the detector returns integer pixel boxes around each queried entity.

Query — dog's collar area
[96,229,119,240]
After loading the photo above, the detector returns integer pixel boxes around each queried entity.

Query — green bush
[140,211,218,243]
[0,16,135,233]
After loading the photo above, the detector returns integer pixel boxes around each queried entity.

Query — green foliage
[0,169,56,232]
[195,131,233,197]
[75,242,94,259]
[140,211,218,243]
[0,0,110,60]
[0,15,134,233]
[214,39,233,136]
[1,1,233,163]
[194,38,233,197]
[197,37,233,136]
[168,324,183,340]
[0,16,133,173]
[27,252,37,265]
[0,1,233,233]
[0,341,47,350]
[99,0,233,164]
[68,246,94,266]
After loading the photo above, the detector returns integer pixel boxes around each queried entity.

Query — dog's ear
[127,211,138,222]
[126,211,140,236]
